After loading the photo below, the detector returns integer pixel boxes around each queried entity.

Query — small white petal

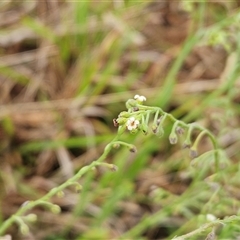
[126,117,139,131]
[139,96,146,101]
[127,125,133,130]
[134,95,146,102]
[206,214,216,222]
[134,95,140,100]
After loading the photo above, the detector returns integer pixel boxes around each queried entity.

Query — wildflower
[206,214,217,222]
[134,94,146,102]
[126,117,140,131]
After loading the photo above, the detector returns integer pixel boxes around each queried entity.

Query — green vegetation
[0,1,240,239]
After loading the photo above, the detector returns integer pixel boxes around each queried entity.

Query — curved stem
[136,105,219,162]
[173,215,240,240]
[0,130,124,235]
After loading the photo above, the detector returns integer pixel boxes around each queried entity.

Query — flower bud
[24,214,37,223]
[126,99,137,109]
[74,183,82,193]
[116,117,127,125]
[112,143,120,149]
[152,124,158,133]
[57,190,65,198]
[118,111,131,118]
[134,94,147,103]
[20,224,29,235]
[51,204,61,214]
[141,123,148,135]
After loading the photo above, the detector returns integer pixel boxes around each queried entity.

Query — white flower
[206,214,217,222]
[126,117,140,131]
[134,94,146,102]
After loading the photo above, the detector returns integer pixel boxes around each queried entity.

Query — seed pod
[129,145,137,153]
[176,126,184,135]
[190,148,198,158]
[155,126,164,138]
[169,132,178,144]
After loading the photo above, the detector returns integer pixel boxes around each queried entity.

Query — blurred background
[0,1,240,239]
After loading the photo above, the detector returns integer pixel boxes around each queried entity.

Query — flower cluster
[1,94,219,237]
[113,95,147,133]
[113,95,218,160]
[134,94,146,102]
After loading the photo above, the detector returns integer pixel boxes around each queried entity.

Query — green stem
[0,128,125,235]
[137,105,219,161]
[173,215,240,240]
